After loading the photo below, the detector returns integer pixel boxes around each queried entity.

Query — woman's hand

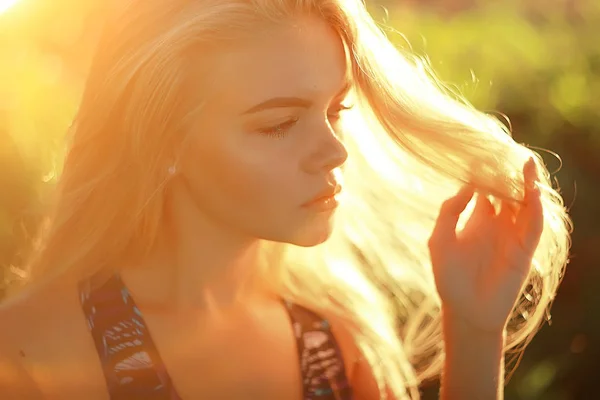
[428,158,544,333]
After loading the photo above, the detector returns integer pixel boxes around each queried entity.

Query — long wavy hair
[10,0,571,398]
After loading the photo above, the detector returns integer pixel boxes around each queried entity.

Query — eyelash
[257,104,355,139]
[258,118,299,139]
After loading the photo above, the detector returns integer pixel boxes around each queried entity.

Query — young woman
[0,0,571,399]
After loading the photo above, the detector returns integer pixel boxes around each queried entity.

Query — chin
[255,211,337,247]
[284,221,336,247]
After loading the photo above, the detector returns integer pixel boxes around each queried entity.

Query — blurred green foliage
[0,0,598,398]
[374,0,600,145]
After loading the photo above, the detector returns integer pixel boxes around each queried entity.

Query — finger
[516,161,544,255]
[473,193,496,217]
[497,200,516,227]
[461,193,495,235]
[430,184,475,245]
[492,200,517,244]
[523,157,539,190]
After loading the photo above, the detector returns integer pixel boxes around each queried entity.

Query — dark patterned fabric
[79,273,353,399]
[283,300,354,399]
[79,274,181,400]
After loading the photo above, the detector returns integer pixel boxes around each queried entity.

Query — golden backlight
[0,0,19,14]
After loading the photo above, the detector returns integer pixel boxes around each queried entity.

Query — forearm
[440,311,506,400]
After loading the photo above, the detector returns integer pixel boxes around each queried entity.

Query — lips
[302,184,342,207]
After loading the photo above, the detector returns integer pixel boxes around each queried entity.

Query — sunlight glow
[0,0,19,15]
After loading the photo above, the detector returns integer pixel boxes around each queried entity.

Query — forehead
[197,17,350,107]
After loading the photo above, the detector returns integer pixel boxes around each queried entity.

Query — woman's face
[178,16,351,246]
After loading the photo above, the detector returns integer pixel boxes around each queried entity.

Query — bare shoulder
[0,279,71,397]
[326,314,395,400]
[0,277,78,346]
[0,278,107,399]
[0,288,44,398]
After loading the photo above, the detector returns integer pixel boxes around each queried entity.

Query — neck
[120,181,271,314]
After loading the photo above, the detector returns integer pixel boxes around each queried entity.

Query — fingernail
[527,157,535,168]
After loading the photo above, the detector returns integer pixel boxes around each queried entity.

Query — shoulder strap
[79,274,180,400]
[283,300,353,400]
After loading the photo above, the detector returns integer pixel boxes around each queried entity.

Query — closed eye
[255,103,354,139]
[256,117,299,138]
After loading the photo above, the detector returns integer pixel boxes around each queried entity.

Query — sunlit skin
[429,158,543,399]
[0,17,361,400]
[0,0,19,14]
[430,158,543,333]
[0,5,546,399]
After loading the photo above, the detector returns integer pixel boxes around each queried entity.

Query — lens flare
[0,0,19,15]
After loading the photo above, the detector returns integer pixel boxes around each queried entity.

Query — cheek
[182,133,299,214]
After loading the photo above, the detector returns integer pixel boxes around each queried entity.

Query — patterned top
[78,273,353,399]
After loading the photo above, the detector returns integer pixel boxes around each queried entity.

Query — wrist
[441,308,506,400]
[442,307,508,340]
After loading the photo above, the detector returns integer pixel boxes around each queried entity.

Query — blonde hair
[12,0,571,399]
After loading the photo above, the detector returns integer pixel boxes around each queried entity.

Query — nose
[301,126,348,174]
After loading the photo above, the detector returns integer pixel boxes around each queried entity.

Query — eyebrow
[240,79,353,115]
